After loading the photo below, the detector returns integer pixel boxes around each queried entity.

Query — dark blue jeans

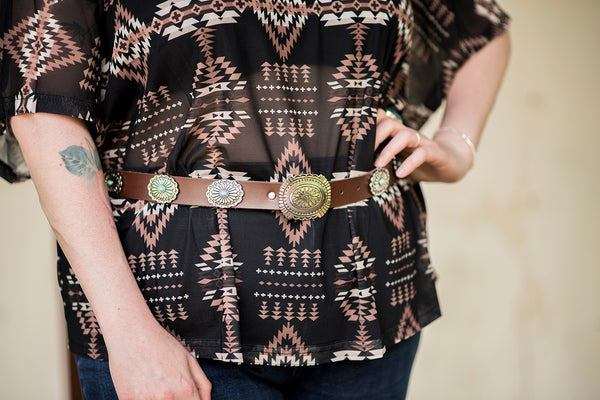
[75,332,420,400]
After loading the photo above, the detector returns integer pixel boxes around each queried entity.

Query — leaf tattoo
[59,140,101,180]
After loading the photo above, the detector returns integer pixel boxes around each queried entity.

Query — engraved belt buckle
[279,174,331,220]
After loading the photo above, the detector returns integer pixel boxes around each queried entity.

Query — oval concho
[206,179,244,208]
[278,174,331,220]
[147,174,179,204]
[104,170,123,196]
[369,167,390,196]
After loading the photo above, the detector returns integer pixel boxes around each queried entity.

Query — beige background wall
[0,182,69,399]
[1,0,598,398]
[412,0,600,398]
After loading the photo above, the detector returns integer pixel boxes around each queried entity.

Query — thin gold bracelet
[436,126,476,166]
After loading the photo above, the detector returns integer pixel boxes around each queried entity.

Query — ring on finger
[412,131,421,148]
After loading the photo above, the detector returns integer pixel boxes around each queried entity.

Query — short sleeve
[0,0,102,182]
[385,0,510,129]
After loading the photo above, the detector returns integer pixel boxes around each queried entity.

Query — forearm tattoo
[59,139,101,181]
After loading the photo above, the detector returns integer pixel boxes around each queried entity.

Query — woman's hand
[377,31,511,183]
[374,109,474,183]
[108,321,212,400]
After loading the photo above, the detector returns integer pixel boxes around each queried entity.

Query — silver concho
[104,170,123,196]
[206,179,244,208]
[369,168,390,196]
[147,175,179,204]
[278,174,331,220]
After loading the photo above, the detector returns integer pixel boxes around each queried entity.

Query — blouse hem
[67,307,441,366]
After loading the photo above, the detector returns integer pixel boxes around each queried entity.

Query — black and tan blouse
[0,0,508,365]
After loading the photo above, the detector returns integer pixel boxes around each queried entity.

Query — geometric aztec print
[2,8,85,81]
[2,0,509,365]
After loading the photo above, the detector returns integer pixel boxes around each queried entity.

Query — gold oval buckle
[279,174,331,220]
[147,174,179,204]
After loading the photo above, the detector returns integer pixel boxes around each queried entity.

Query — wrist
[436,126,477,165]
[101,307,164,350]
[433,129,475,182]
[436,125,476,162]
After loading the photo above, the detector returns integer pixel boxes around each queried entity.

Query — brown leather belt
[104,163,396,220]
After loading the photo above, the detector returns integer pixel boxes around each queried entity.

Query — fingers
[374,127,421,168]
[375,109,458,181]
[375,108,423,168]
[188,355,212,400]
[376,108,388,126]
[395,147,427,178]
[374,116,399,150]
[375,107,410,150]
[412,131,421,148]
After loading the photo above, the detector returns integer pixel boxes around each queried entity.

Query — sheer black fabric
[1,0,508,364]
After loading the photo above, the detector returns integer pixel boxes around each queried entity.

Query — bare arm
[375,31,511,182]
[11,113,211,400]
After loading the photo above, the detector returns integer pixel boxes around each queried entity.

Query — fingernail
[396,167,406,177]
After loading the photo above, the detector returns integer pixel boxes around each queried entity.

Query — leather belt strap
[109,163,396,212]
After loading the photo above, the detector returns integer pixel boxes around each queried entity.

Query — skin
[375,32,511,183]
[11,114,212,400]
[10,31,509,400]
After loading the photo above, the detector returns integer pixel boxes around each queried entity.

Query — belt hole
[356,186,361,191]
[339,190,344,195]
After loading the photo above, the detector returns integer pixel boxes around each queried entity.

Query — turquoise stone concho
[147,174,179,204]
[206,179,244,208]
[104,170,123,195]
[369,167,390,196]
